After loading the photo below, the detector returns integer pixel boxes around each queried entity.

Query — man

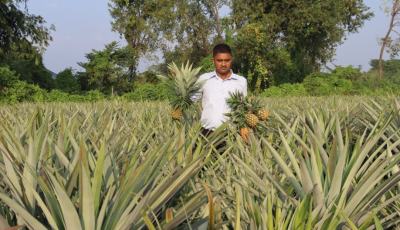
[191,44,247,137]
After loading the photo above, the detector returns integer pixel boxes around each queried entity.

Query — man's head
[212,44,232,76]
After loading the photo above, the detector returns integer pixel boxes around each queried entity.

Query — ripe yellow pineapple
[240,127,253,143]
[257,108,269,120]
[245,114,258,127]
[171,106,183,120]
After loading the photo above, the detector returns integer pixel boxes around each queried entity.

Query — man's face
[212,53,232,75]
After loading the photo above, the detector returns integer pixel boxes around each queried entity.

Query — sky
[27,0,390,74]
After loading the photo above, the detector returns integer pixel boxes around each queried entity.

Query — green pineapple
[158,62,206,120]
[245,113,258,127]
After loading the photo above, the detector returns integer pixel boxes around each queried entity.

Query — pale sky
[27,0,390,74]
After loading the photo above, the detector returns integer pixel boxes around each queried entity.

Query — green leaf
[0,193,47,230]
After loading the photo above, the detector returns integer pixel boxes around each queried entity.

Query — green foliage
[55,68,80,94]
[198,54,214,74]
[370,59,400,76]
[84,90,106,102]
[0,66,45,104]
[109,0,175,76]
[303,72,354,96]
[0,43,56,90]
[44,89,70,102]
[229,0,373,90]
[136,71,160,85]
[0,66,106,104]
[173,0,216,56]
[262,83,307,97]
[122,83,169,101]
[329,65,362,82]
[77,41,136,93]
[0,0,54,55]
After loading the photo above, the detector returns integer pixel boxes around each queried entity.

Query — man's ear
[212,57,215,66]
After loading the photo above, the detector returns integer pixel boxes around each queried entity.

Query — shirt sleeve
[243,80,248,97]
[190,77,204,102]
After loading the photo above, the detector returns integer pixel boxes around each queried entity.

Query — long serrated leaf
[0,193,47,230]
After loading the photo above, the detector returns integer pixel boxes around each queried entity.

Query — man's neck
[216,70,232,80]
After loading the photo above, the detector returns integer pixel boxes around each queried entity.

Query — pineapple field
[1,96,400,229]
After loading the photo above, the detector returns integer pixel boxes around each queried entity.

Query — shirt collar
[210,69,238,80]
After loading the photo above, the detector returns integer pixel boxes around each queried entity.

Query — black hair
[213,44,232,57]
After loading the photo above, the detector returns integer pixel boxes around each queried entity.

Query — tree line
[5,0,400,100]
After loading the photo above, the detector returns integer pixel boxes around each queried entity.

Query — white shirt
[191,70,247,130]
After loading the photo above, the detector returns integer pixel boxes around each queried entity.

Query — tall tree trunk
[214,0,224,43]
[379,0,399,79]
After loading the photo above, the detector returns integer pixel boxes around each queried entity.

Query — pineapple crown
[225,91,265,129]
[158,61,207,110]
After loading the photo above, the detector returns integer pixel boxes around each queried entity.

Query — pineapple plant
[225,91,268,143]
[158,61,206,120]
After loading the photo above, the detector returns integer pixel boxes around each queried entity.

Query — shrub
[302,73,332,96]
[279,83,307,96]
[330,65,362,82]
[122,84,157,101]
[262,86,283,97]
[46,89,70,102]
[198,54,214,74]
[122,83,169,101]
[84,90,105,102]
[0,66,43,104]
[55,68,80,94]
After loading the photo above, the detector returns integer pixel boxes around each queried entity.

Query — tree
[378,0,400,79]
[370,58,400,75]
[108,0,174,78]
[174,0,215,57]
[55,68,80,94]
[153,0,229,75]
[229,0,374,89]
[77,41,136,94]
[0,42,56,90]
[0,0,54,55]
[208,0,228,43]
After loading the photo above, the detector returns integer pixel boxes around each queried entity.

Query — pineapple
[257,108,269,120]
[245,114,258,127]
[225,91,267,143]
[240,127,253,144]
[158,62,206,120]
[171,106,182,120]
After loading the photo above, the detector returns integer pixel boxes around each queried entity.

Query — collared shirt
[191,70,247,130]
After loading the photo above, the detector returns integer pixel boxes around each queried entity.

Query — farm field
[1,96,400,229]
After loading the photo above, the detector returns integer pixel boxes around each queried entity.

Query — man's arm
[190,77,204,102]
[243,80,248,97]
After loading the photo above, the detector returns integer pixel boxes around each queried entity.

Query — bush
[84,90,105,102]
[55,68,80,94]
[302,71,354,96]
[262,83,307,97]
[122,83,169,101]
[0,66,43,104]
[45,89,70,102]
[329,65,362,82]
[279,83,307,96]
[262,86,283,97]
[302,73,332,96]
[198,54,214,75]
